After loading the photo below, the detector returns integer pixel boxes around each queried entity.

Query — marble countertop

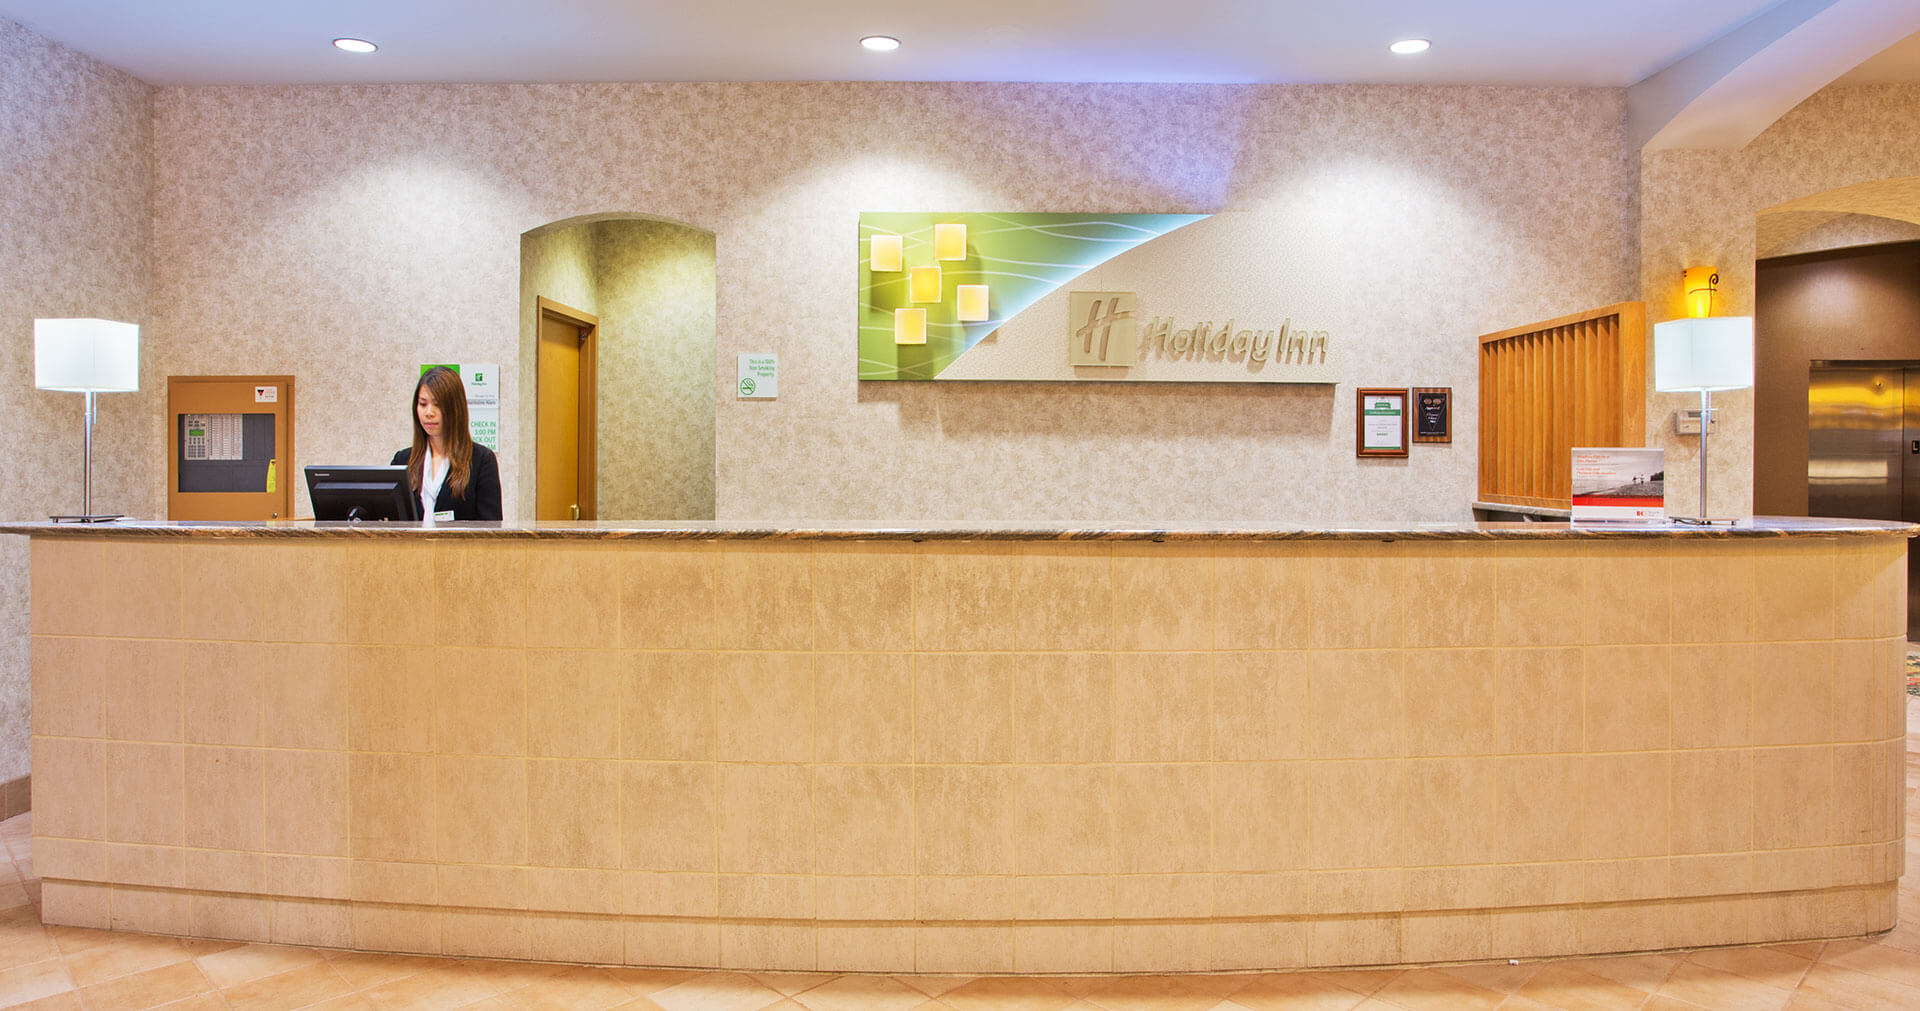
[0,517,1911,541]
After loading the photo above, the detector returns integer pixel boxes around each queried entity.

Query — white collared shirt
[420,448,450,520]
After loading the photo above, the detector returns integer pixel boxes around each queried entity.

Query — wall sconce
[34,317,141,522]
[869,234,904,272]
[894,308,926,344]
[909,265,942,303]
[1682,266,1718,318]
[935,223,967,261]
[1654,313,1753,523]
[956,284,989,322]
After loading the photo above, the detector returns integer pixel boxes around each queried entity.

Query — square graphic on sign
[1068,291,1138,366]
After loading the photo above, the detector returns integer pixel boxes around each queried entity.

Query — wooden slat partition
[1478,302,1646,509]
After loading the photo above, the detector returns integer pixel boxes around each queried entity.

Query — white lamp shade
[1653,316,1752,393]
[35,318,140,393]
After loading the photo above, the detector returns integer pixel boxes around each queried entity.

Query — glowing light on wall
[910,265,942,302]
[894,308,926,344]
[1683,266,1719,318]
[869,234,903,272]
[956,284,989,322]
[935,223,967,260]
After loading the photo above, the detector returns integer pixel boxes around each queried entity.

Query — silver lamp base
[53,391,121,525]
[1675,389,1737,527]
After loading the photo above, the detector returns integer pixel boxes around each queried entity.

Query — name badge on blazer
[433,510,456,522]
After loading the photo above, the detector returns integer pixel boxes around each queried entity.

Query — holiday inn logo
[1069,292,1139,366]
[1069,290,1330,369]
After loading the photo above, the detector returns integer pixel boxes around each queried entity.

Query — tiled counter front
[24,532,1910,973]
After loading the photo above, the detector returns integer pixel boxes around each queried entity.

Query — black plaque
[1412,387,1451,443]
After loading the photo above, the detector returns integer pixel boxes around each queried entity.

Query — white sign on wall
[933,211,1343,384]
[738,354,778,398]
[420,363,500,450]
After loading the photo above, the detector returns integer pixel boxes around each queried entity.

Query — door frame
[535,297,599,520]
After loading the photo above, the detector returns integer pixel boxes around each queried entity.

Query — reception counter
[6,518,1911,974]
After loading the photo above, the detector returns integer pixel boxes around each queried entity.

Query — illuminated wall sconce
[956,284,989,322]
[1682,265,1719,318]
[909,265,942,302]
[869,234,904,272]
[894,308,927,344]
[935,223,967,260]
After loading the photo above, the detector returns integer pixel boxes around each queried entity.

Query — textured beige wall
[144,82,1635,529]
[0,19,152,781]
[589,219,716,520]
[1641,85,1920,518]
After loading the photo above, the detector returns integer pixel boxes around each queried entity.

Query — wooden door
[536,298,598,520]
[167,376,295,520]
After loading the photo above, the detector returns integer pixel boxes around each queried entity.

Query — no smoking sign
[737,354,778,398]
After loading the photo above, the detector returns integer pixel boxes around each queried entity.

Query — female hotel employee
[392,366,502,520]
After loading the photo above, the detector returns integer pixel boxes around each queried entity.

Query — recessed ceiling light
[1389,39,1430,55]
[861,36,900,52]
[332,38,378,54]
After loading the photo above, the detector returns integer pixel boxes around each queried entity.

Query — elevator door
[1807,364,1920,635]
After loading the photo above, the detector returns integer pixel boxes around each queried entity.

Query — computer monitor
[305,465,418,522]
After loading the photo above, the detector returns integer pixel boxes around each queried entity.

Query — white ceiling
[0,0,1830,88]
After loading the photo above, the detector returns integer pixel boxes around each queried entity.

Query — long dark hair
[409,366,473,498]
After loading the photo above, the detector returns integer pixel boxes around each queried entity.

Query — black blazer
[391,444,503,520]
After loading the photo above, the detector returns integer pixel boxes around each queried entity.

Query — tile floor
[1,700,1918,1009]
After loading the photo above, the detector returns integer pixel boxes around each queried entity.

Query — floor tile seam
[1808,946,1920,991]
[79,952,225,1006]
[1650,957,1798,1003]
[200,949,344,997]
[0,953,81,1003]
[207,967,355,1011]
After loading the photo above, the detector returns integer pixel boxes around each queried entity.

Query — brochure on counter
[1571,447,1665,523]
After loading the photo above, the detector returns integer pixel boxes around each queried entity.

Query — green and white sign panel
[858,211,1342,384]
[420,363,500,450]
[738,354,778,399]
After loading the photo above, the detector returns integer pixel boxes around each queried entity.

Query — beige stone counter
[14,522,1912,973]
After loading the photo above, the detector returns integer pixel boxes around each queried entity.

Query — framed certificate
[1356,388,1408,457]
[1413,387,1452,443]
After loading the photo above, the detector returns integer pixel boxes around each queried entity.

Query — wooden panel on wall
[1478,303,1646,509]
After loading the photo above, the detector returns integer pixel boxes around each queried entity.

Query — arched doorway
[519,214,717,520]
[1753,178,1920,634]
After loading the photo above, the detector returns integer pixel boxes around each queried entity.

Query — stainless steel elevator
[1807,363,1920,636]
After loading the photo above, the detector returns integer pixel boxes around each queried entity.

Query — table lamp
[34,318,140,523]
[1653,315,1752,524]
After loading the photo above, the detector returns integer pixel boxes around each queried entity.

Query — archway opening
[519,214,717,520]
